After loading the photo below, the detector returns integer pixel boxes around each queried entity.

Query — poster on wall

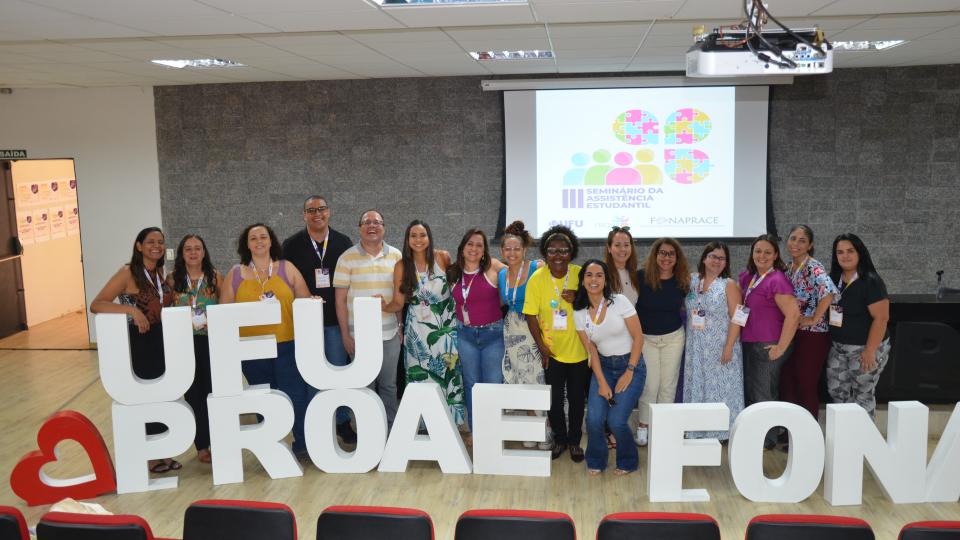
[67,205,80,235]
[33,208,50,243]
[17,213,34,245]
[50,206,66,239]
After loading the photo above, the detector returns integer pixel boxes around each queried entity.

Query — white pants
[637,327,685,424]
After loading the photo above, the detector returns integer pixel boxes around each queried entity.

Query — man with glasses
[282,195,357,443]
[333,209,403,428]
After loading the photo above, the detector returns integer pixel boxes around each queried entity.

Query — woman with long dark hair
[826,233,890,418]
[166,234,221,464]
[382,220,465,426]
[523,225,589,462]
[634,237,690,446]
[604,226,640,304]
[738,233,800,449]
[220,223,312,456]
[91,226,178,473]
[448,228,506,437]
[573,259,645,475]
[782,225,838,421]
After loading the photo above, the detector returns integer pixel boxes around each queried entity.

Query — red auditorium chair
[183,499,296,540]
[0,506,29,540]
[597,512,720,540]
[316,505,433,540]
[454,509,576,540]
[746,514,874,540]
[899,521,960,539]
[36,511,176,540]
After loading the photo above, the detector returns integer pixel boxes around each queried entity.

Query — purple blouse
[738,269,795,343]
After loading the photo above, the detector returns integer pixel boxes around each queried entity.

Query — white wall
[0,87,161,342]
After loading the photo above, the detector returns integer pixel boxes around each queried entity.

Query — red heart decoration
[9,410,116,506]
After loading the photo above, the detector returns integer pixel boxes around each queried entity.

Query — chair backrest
[746,514,874,540]
[597,512,720,540]
[184,499,297,540]
[0,506,29,540]
[899,521,960,540]
[317,505,433,540]
[37,512,161,540]
[454,509,576,540]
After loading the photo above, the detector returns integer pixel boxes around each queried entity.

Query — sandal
[588,468,602,476]
[149,460,171,474]
[197,449,212,464]
[606,432,617,449]
[614,468,633,476]
[569,446,585,463]
[167,458,182,471]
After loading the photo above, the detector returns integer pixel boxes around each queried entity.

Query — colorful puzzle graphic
[665,108,712,145]
[613,109,659,145]
[664,149,711,184]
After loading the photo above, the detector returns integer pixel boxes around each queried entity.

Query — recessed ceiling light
[151,58,245,69]
[470,50,554,61]
[832,40,906,52]
[376,0,525,4]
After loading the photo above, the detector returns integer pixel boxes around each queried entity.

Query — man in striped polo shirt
[333,209,403,427]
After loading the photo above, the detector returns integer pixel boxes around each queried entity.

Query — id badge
[552,308,568,330]
[191,307,207,331]
[260,291,279,303]
[731,304,750,327]
[463,308,471,326]
[691,309,706,330]
[829,305,843,327]
[315,268,331,288]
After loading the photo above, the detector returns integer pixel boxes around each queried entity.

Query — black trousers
[184,334,213,451]
[129,324,166,436]
[545,357,591,447]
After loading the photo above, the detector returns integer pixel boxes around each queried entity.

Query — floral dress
[500,262,545,385]
[404,262,466,425]
[682,273,744,440]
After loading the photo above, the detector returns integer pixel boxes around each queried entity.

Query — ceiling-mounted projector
[687,27,833,77]
[685,0,833,78]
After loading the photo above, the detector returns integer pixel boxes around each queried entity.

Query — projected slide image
[536,87,736,239]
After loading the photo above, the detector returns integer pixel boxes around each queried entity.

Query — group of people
[91,195,892,477]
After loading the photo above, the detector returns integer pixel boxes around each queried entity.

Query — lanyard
[186,275,204,309]
[552,271,570,306]
[461,269,480,303]
[310,234,329,266]
[143,269,163,303]
[744,268,773,302]
[837,272,858,294]
[250,261,273,297]
[591,299,606,325]
[791,256,809,282]
[507,261,527,309]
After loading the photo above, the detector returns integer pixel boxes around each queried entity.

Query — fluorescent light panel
[832,40,906,51]
[376,0,524,4]
[470,50,554,61]
[151,58,245,69]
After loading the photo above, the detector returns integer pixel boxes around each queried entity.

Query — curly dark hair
[237,223,282,265]
[501,220,534,248]
[538,224,579,260]
[172,234,218,293]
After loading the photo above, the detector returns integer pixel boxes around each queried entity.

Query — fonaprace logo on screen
[561,107,713,213]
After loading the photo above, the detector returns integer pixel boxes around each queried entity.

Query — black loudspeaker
[881,321,960,403]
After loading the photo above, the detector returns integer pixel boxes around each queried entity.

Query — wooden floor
[0,348,957,540]
[0,311,90,350]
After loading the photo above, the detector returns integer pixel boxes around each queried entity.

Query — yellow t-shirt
[522,264,586,363]
[234,264,295,343]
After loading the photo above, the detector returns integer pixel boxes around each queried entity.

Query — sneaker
[336,421,358,444]
[635,426,648,446]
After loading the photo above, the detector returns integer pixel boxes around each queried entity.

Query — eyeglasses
[706,254,727,262]
[546,247,571,256]
[304,206,328,214]
[360,219,384,227]
[657,250,677,258]
[611,225,631,233]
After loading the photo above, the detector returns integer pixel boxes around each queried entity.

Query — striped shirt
[333,243,402,340]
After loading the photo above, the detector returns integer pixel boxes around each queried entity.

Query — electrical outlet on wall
[166,248,175,261]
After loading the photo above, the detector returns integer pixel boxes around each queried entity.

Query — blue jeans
[305,325,352,425]
[586,353,646,472]
[241,340,310,453]
[457,319,505,429]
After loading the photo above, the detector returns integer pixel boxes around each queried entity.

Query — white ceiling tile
[852,13,960,28]
[547,22,653,38]
[343,29,456,44]
[832,27,942,41]
[237,10,405,32]
[455,38,552,51]
[776,16,871,32]
[555,49,636,59]
[918,23,960,39]
[27,0,230,20]
[552,36,645,49]
[531,0,682,20]
[445,24,548,40]
[384,4,536,27]
[558,63,627,72]
[0,43,131,63]
[199,0,369,13]
[113,15,279,36]
[813,0,960,16]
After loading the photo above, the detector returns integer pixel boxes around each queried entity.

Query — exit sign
[0,150,27,158]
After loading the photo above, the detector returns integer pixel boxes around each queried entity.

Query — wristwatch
[626,364,637,372]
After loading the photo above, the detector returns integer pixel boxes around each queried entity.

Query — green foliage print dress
[404,263,466,425]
